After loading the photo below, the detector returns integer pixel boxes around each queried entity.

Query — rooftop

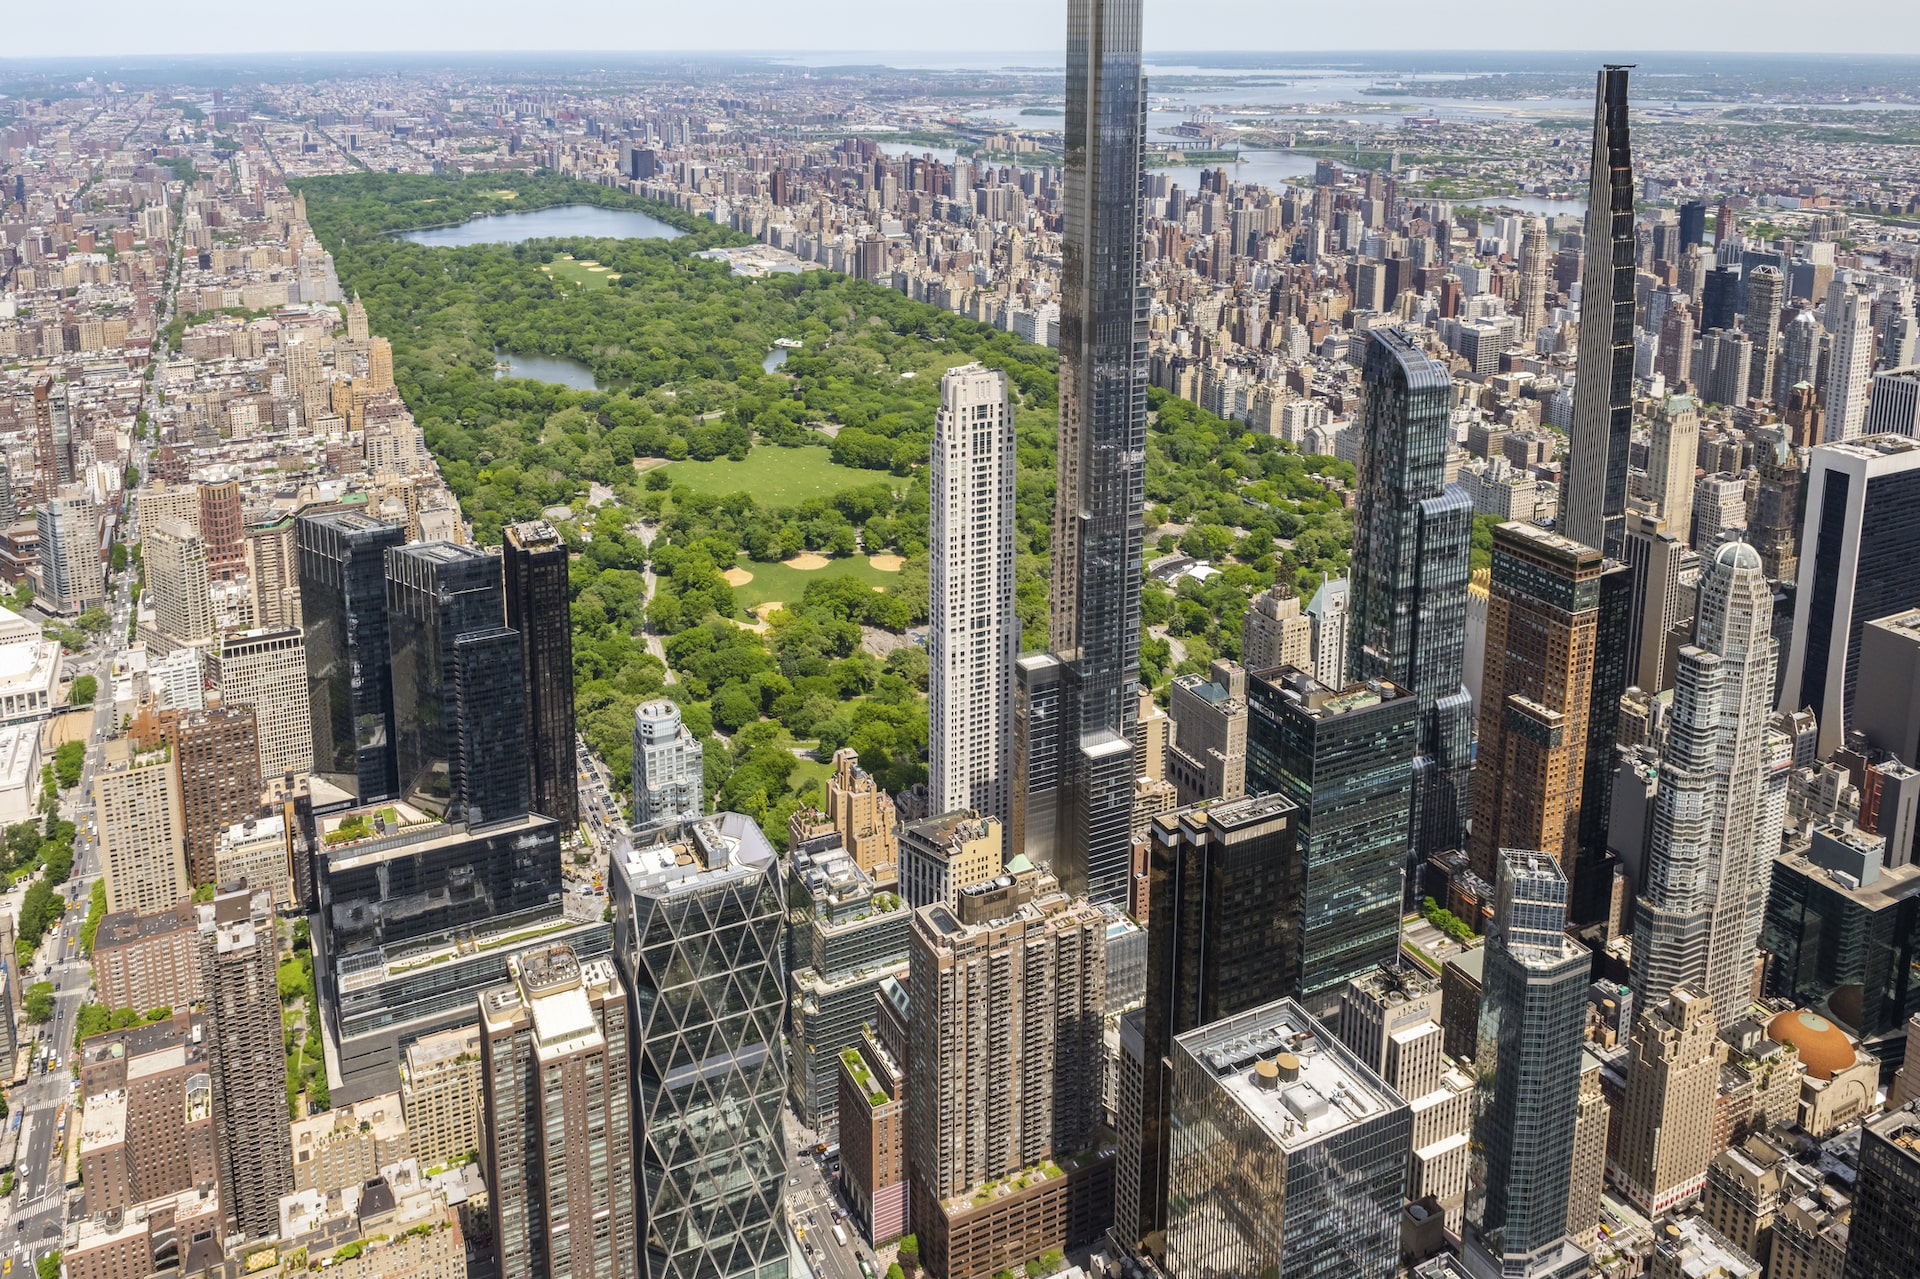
[614,812,777,896]
[1176,997,1404,1153]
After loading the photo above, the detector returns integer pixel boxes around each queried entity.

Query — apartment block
[95,736,190,916]
[90,899,203,1013]
[400,1024,484,1171]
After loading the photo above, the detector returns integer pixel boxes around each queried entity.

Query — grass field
[543,254,617,290]
[660,446,902,506]
[728,553,897,610]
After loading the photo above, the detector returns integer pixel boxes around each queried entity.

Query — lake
[763,348,789,373]
[495,351,603,391]
[400,204,681,248]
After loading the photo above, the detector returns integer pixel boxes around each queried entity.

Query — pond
[494,351,603,392]
[399,204,681,247]
[763,348,789,373]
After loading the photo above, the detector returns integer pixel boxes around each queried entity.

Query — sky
[4,0,1919,59]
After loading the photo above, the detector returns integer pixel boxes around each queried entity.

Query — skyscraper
[1016,0,1147,908]
[1241,584,1313,674]
[36,489,104,616]
[1622,511,1685,695]
[929,364,1016,824]
[631,699,703,828]
[1464,851,1591,1279]
[1563,65,1638,561]
[1745,265,1786,405]
[298,510,406,802]
[610,814,789,1279]
[1633,542,1775,1019]
[1244,666,1417,1017]
[387,541,527,824]
[146,518,215,647]
[199,884,293,1240]
[210,627,313,783]
[1347,327,1474,865]
[1844,1103,1920,1279]
[503,521,577,829]
[1657,298,1696,390]
[1610,985,1719,1216]
[166,705,262,888]
[1518,218,1550,342]
[1826,286,1876,442]
[1128,793,1302,1252]
[1164,998,1411,1279]
[480,944,636,1279]
[906,886,1107,1279]
[1702,328,1754,410]
[1779,435,1920,757]
[95,737,189,916]
[1307,574,1350,689]
[1645,395,1700,546]
[1778,307,1820,405]
[1468,525,1605,893]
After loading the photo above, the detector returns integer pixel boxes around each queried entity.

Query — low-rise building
[291,1091,412,1194]
[400,1024,483,1171]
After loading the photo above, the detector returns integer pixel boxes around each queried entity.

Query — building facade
[631,699,703,829]
[199,885,294,1240]
[297,510,406,802]
[503,521,577,830]
[211,626,314,783]
[928,364,1017,825]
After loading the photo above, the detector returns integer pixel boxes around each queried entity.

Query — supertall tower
[1518,217,1550,342]
[1633,541,1776,1019]
[1562,65,1637,560]
[929,364,1017,824]
[1015,0,1147,905]
[1347,327,1474,865]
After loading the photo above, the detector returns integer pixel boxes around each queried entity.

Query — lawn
[542,253,617,290]
[729,553,898,610]
[660,446,903,507]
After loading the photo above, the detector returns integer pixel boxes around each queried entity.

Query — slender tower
[1826,285,1875,442]
[1562,65,1637,560]
[1347,327,1474,866]
[1016,0,1146,905]
[1632,541,1776,1018]
[1519,217,1551,342]
[929,364,1017,825]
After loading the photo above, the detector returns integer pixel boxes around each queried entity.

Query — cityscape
[5,6,1920,1279]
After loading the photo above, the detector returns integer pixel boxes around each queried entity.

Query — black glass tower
[1563,65,1637,561]
[503,521,578,829]
[1133,793,1302,1252]
[1244,666,1417,1019]
[387,541,528,825]
[1016,0,1147,907]
[298,510,406,801]
[1678,199,1707,250]
[1347,328,1474,869]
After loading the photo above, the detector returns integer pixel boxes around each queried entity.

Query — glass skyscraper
[386,541,528,824]
[298,509,407,802]
[1164,998,1410,1279]
[1347,328,1474,868]
[1245,667,1418,1020]
[611,813,789,1279]
[1465,851,1592,1279]
[1562,65,1638,562]
[503,521,578,829]
[1016,0,1146,908]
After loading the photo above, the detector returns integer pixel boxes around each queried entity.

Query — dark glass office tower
[1244,666,1417,1019]
[1678,199,1707,250]
[1563,65,1637,561]
[1129,793,1301,1253]
[1702,267,1740,335]
[503,521,577,828]
[1845,1105,1920,1279]
[1018,0,1147,906]
[1466,851,1592,1279]
[1347,328,1474,869]
[298,510,406,801]
[387,541,528,824]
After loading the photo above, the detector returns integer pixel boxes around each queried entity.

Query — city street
[0,168,178,1272]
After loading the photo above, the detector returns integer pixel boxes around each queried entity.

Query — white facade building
[927,364,1016,824]
[632,699,703,828]
[1825,286,1876,442]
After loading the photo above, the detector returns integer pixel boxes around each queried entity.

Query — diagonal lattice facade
[614,815,790,1279]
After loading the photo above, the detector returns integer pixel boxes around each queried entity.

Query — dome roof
[1716,540,1762,573]
[1767,1009,1856,1080]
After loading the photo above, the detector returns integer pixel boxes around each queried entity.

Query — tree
[37,1251,60,1279]
[109,543,128,573]
[75,608,108,634]
[72,1003,110,1047]
[67,675,97,707]
[886,1267,905,1279]
[24,983,53,1024]
[79,879,107,954]
[55,740,86,788]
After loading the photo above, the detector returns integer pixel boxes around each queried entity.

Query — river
[400,204,681,248]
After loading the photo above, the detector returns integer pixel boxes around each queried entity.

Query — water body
[400,204,680,248]
[494,351,602,391]
[762,347,789,373]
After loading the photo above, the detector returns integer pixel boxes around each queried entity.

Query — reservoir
[495,351,603,391]
[401,204,681,248]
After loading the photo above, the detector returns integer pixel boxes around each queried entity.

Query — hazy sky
[5,0,1919,59]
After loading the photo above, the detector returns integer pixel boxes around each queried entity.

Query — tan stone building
[899,810,1004,911]
[95,737,189,916]
[1566,1049,1610,1249]
[1241,584,1312,673]
[400,1024,483,1170]
[1610,985,1720,1216]
[1701,1130,1794,1270]
[1166,658,1248,806]
[826,747,899,879]
[291,1092,412,1194]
